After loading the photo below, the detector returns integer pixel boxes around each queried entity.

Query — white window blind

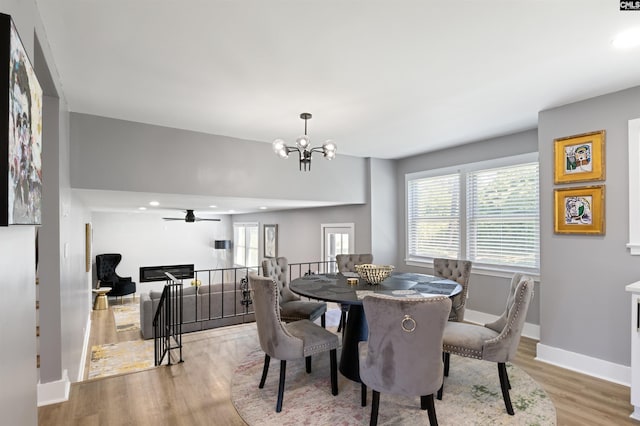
[466,162,539,269]
[407,173,460,259]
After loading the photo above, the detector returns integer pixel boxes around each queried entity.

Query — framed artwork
[0,13,43,226]
[85,223,92,272]
[554,130,605,184]
[264,224,278,258]
[554,185,605,235]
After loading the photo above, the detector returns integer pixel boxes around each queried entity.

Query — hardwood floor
[39,303,636,425]
[513,340,635,425]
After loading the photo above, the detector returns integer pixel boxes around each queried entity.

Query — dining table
[289,271,462,382]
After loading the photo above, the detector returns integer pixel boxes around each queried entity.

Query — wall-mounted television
[0,13,43,226]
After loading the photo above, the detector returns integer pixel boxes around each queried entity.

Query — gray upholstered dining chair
[248,273,339,412]
[336,253,374,273]
[262,257,327,327]
[336,253,373,335]
[359,294,452,426]
[433,258,472,322]
[441,273,534,415]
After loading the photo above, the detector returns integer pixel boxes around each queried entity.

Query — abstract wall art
[554,130,605,184]
[0,13,43,226]
[554,185,605,235]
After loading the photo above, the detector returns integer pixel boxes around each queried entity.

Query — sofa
[139,283,254,339]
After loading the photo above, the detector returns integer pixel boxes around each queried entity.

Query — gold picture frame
[554,185,605,235]
[554,130,605,184]
[85,223,92,272]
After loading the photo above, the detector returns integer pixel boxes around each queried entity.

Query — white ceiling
[34,1,640,213]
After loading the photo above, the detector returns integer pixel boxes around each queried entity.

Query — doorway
[321,223,355,273]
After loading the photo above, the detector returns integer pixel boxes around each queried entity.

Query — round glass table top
[289,271,462,306]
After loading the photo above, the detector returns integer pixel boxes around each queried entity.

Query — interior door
[321,223,355,273]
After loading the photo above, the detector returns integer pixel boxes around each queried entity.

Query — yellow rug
[88,340,154,379]
[112,304,140,332]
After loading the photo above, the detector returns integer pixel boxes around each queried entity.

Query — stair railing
[151,261,336,366]
[152,272,184,366]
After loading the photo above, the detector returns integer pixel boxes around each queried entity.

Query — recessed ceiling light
[228,209,235,213]
[138,207,147,210]
[612,28,640,49]
[149,201,159,206]
[259,206,268,210]
[209,205,217,208]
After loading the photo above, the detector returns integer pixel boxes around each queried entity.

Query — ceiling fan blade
[162,210,220,222]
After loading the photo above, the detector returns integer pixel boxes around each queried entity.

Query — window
[406,154,539,273]
[407,173,460,259]
[466,162,539,269]
[233,222,259,267]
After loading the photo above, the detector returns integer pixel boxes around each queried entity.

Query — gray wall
[38,94,63,383]
[370,158,398,265]
[236,203,372,265]
[395,129,541,325]
[539,85,640,365]
[70,113,368,205]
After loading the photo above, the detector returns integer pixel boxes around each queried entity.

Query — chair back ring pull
[401,315,416,333]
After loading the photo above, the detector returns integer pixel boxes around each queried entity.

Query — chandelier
[272,113,337,171]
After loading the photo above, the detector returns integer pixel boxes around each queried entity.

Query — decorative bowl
[354,264,395,285]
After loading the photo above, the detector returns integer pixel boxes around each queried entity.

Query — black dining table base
[339,305,368,383]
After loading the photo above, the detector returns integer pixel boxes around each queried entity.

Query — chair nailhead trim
[443,344,482,359]
[305,341,338,356]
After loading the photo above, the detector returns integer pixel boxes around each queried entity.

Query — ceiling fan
[162,209,221,223]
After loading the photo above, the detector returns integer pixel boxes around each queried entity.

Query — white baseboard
[536,343,630,387]
[464,308,540,340]
[37,369,70,407]
[465,309,629,386]
[36,313,91,406]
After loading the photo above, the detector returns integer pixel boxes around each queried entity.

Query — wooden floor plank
[39,305,636,426]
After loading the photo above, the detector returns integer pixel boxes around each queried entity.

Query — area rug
[112,303,140,332]
[88,340,154,379]
[231,348,556,425]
